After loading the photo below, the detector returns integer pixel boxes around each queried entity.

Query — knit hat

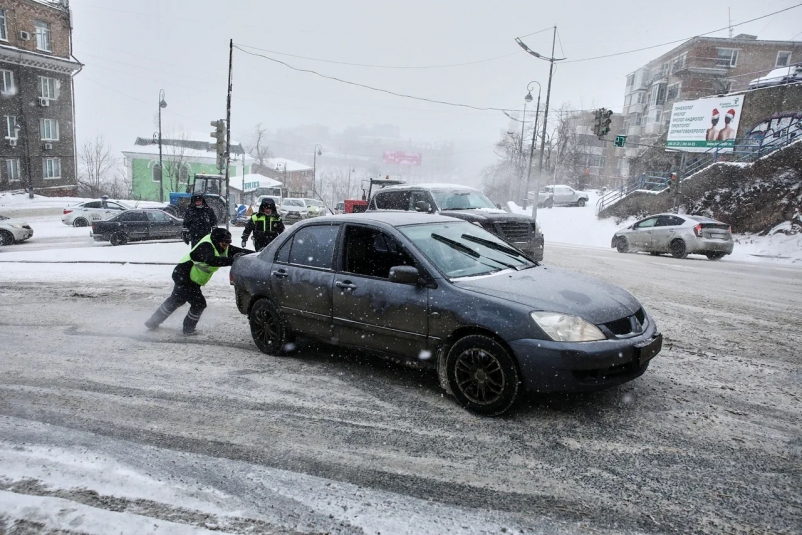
[711,109,720,120]
[725,109,736,120]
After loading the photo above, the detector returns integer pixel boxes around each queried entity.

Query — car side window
[108,203,125,210]
[655,216,671,227]
[288,225,340,269]
[83,202,101,209]
[635,217,658,229]
[342,225,416,279]
[146,211,169,222]
[374,191,411,210]
[275,237,292,263]
[670,216,685,226]
[409,191,428,211]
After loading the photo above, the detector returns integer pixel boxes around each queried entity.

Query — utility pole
[516,26,564,222]
[224,39,233,231]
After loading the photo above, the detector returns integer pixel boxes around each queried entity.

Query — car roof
[376,183,480,192]
[642,213,724,224]
[300,212,458,226]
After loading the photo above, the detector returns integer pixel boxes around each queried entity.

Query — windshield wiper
[431,233,518,270]
[460,234,539,268]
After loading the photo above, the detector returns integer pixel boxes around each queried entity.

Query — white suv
[537,185,590,208]
[62,199,132,227]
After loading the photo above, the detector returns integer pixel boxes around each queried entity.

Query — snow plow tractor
[163,174,228,222]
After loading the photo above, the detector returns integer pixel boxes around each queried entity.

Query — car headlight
[11,224,22,228]
[530,312,606,342]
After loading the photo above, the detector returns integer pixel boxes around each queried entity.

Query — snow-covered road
[1,236,800,533]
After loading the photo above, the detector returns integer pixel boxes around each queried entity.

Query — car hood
[0,217,29,226]
[453,265,641,324]
[437,210,532,223]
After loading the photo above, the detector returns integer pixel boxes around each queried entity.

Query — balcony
[671,56,732,76]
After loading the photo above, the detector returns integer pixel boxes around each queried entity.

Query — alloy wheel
[454,348,506,406]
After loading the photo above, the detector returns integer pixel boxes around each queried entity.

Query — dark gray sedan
[91,209,184,246]
[231,213,661,416]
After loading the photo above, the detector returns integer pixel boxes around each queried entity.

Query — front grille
[603,308,645,337]
[22,225,31,229]
[498,221,532,241]
[573,360,639,382]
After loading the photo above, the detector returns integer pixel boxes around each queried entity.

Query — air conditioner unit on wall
[19,31,30,41]
[38,98,50,107]
[6,139,17,147]
[43,143,53,150]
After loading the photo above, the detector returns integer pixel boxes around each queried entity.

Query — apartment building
[0,0,81,195]
[618,34,801,177]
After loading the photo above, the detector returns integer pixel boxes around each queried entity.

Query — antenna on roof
[728,8,733,38]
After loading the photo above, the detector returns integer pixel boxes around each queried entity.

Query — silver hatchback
[612,213,734,260]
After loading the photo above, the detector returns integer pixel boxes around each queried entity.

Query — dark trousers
[146,283,207,332]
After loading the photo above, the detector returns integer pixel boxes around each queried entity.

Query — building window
[652,110,663,124]
[34,21,51,52]
[650,82,666,106]
[626,73,634,87]
[776,51,792,67]
[666,82,682,101]
[6,159,20,181]
[716,48,738,68]
[38,76,59,100]
[151,164,162,183]
[661,62,670,77]
[4,115,17,139]
[671,53,687,73]
[40,119,59,141]
[0,70,14,95]
[43,157,60,179]
[0,9,7,41]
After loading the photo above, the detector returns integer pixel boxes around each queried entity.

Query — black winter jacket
[241,213,285,250]
[182,201,218,246]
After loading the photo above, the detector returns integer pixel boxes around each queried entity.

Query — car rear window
[374,191,411,210]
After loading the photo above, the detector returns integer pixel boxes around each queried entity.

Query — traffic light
[599,109,613,138]
[614,135,627,147]
[593,109,603,137]
[210,119,226,170]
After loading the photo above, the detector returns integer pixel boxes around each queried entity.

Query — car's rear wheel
[670,239,688,259]
[706,252,725,261]
[0,229,15,246]
[73,218,88,227]
[446,335,521,416]
[615,238,629,253]
[110,232,128,246]
[249,298,293,355]
[577,198,586,207]
[649,251,661,256]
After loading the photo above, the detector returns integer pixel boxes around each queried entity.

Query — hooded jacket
[242,197,285,250]
[182,194,218,245]
[173,228,251,286]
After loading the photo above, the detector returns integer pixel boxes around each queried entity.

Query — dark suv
[367,183,544,261]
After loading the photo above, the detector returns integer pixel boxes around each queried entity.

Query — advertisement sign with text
[666,94,744,152]
[383,151,422,165]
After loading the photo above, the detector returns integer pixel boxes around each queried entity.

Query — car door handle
[335,281,357,290]
[272,270,288,278]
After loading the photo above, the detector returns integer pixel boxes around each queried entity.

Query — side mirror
[414,200,431,212]
[388,265,420,285]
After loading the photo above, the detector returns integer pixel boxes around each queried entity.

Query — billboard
[666,94,744,152]
[383,151,422,165]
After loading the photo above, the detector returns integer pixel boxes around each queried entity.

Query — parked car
[303,198,331,218]
[279,198,309,224]
[0,214,33,246]
[62,199,132,227]
[748,63,802,89]
[91,209,184,246]
[537,185,590,208]
[367,183,544,262]
[612,213,734,260]
[231,213,661,416]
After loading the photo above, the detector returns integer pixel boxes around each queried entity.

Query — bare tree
[246,123,272,173]
[77,135,119,198]
[161,130,191,194]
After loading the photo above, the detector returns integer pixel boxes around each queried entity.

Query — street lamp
[157,89,167,203]
[516,27,565,221]
[312,144,322,198]
[523,80,541,206]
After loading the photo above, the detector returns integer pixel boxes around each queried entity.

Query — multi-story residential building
[0,0,81,195]
[618,34,802,177]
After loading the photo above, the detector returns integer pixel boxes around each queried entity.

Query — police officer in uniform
[145,228,251,335]
[241,197,285,251]
[182,194,218,247]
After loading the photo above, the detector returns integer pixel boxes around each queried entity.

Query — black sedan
[91,209,184,246]
[231,213,662,416]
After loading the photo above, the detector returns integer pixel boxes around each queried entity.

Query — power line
[233,44,520,112]
[562,3,802,64]
[235,43,519,70]
[517,26,554,39]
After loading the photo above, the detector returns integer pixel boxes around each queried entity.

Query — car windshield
[283,199,305,207]
[431,190,496,211]
[400,221,534,279]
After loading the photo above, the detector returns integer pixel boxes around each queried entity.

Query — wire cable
[562,3,802,64]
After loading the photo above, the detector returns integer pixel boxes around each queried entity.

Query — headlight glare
[530,311,606,342]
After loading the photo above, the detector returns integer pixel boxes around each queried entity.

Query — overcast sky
[71,0,802,175]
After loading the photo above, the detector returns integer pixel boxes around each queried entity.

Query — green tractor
[163,174,229,222]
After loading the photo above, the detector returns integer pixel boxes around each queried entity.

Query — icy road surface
[1,244,800,534]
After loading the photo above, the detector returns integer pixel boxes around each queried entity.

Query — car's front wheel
[446,335,521,416]
[73,218,88,227]
[0,229,15,246]
[249,298,293,355]
[670,239,688,259]
[706,252,725,261]
[615,237,629,253]
[110,232,128,246]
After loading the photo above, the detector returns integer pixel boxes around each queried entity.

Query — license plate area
[636,334,662,366]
